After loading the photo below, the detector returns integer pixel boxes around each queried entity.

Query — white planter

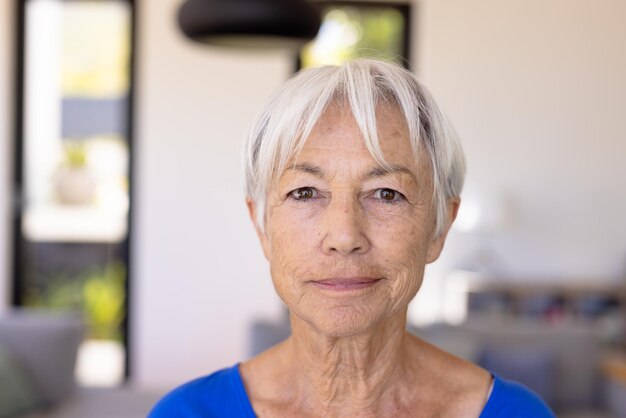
[54,166,97,205]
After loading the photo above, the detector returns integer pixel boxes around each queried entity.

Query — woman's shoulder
[408,336,554,417]
[147,364,256,418]
[479,374,556,418]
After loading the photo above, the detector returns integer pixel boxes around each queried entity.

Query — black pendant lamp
[177,0,322,50]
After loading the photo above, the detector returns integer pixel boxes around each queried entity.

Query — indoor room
[0,0,625,417]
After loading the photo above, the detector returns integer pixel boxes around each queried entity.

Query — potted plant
[54,141,97,205]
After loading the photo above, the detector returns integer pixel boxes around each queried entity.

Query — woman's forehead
[292,103,425,175]
[313,101,408,134]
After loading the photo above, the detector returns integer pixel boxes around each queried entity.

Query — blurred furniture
[465,279,626,343]
[0,309,163,418]
[0,309,83,416]
[23,387,164,418]
[457,276,626,415]
[410,318,603,414]
[249,311,291,357]
[601,353,626,418]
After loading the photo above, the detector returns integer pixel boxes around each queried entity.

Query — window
[13,0,135,387]
[299,1,411,69]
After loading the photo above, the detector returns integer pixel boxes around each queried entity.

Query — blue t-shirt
[149,364,556,417]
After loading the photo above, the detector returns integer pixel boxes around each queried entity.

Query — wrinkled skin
[242,104,490,418]
[251,103,455,337]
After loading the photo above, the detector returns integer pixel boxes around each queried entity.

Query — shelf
[23,204,128,243]
[466,278,626,299]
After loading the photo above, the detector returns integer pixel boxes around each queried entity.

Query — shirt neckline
[479,374,502,417]
[234,364,499,417]
[233,363,257,417]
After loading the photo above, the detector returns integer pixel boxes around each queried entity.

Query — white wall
[0,1,13,313]
[416,0,626,280]
[132,0,292,388]
[1,0,625,390]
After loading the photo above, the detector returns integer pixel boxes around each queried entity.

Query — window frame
[11,0,138,381]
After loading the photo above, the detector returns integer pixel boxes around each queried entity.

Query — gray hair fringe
[243,58,466,237]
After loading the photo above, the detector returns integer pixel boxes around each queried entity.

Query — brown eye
[380,188,396,201]
[290,187,317,200]
[374,188,404,203]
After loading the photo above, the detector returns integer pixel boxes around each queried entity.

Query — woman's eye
[288,187,318,201]
[374,188,404,203]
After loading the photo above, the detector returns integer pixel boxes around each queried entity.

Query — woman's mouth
[310,277,382,291]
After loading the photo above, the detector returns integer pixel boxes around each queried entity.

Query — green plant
[23,279,83,310]
[63,141,88,168]
[23,262,126,341]
[83,263,126,341]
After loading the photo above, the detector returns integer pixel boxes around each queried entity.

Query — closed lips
[311,278,382,290]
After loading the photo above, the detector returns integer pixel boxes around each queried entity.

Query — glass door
[14,0,135,387]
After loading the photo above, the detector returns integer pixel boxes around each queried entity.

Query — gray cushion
[408,323,483,363]
[478,345,556,405]
[0,309,84,407]
[605,377,626,418]
[461,319,600,409]
[249,318,291,357]
[0,344,41,417]
[413,319,601,410]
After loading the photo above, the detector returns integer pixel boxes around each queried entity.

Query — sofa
[0,309,163,418]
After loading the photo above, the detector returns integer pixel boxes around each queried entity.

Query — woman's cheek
[362,197,414,219]
[365,202,426,239]
[267,207,322,293]
[368,208,432,297]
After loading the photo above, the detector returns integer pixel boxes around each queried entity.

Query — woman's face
[249,104,458,337]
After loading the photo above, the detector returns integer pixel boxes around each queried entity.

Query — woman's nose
[321,195,370,256]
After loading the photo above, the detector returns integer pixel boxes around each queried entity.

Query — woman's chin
[295,305,388,338]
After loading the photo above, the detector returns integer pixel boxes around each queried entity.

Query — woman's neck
[281,310,414,415]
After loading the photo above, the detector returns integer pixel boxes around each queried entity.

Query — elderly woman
[150,59,554,417]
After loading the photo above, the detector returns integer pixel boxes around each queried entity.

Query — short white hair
[243,58,465,236]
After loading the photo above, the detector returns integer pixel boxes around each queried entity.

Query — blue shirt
[149,364,556,417]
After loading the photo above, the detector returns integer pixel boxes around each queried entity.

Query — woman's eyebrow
[286,163,418,183]
[286,163,325,178]
[365,165,418,183]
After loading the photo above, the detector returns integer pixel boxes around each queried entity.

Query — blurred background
[0,0,624,417]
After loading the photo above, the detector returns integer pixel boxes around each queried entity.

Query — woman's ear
[426,197,461,264]
[246,197,271,260]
